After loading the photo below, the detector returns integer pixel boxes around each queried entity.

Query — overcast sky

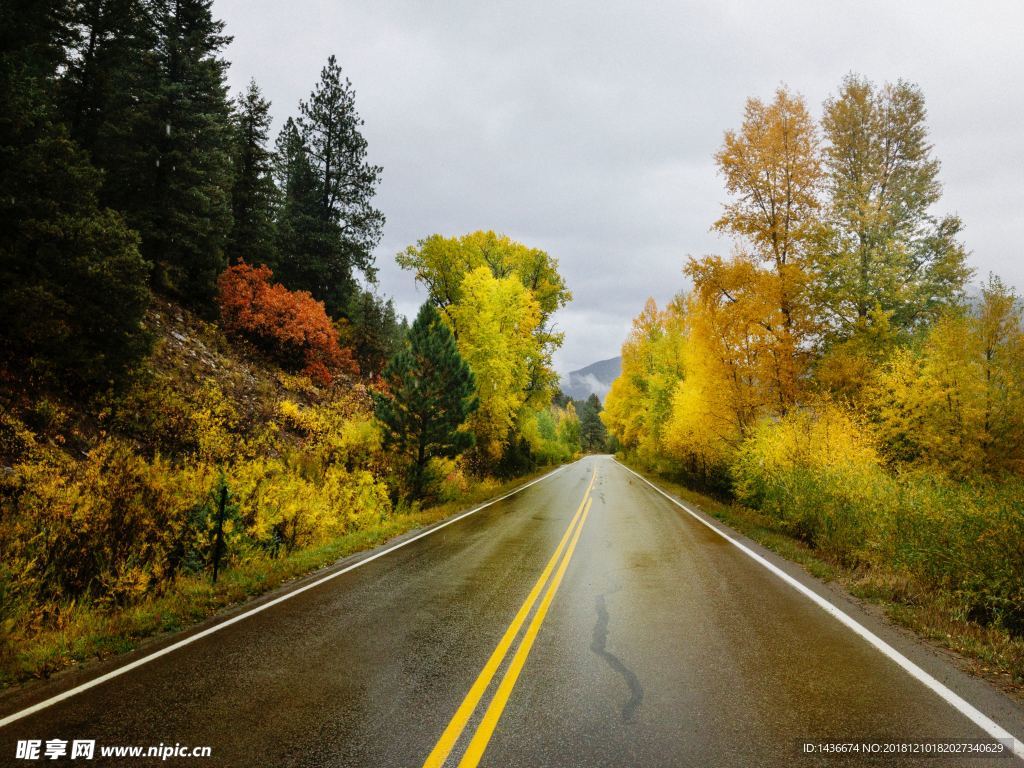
[217,0,1024,373]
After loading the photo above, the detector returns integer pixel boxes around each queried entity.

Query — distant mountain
[560,356,621,402]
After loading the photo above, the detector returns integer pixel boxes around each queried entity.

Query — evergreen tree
[578,394,608,452]
[60,0,237,306]
[0,0,151,389]
[343,290,406,379]
[145,0,234,304]
[273,117,324,290]
[226,79,276,265]
[287,54,384,317]
[60,0,161,218]
[372,303,477,500]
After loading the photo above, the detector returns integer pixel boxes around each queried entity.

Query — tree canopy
[397,231,571,468]
[604,74,991,490]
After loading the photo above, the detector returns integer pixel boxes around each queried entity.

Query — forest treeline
[603,77,1024,643]
[1,1,397,387]
[0,2,582,682]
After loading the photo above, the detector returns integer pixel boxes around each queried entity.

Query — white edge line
[614,458,1024,761]
[0,463,571,729]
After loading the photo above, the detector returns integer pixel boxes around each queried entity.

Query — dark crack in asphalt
[590,592,644,722]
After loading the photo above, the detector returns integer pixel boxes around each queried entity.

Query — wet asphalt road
[2,455,1023,767]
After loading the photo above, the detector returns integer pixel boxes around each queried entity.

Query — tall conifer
[372,303,477,499]
[0,0,151,389]
[146,0,233,303]
[284,55,383,317]
[226,79,276,265]
[61,0,161,218]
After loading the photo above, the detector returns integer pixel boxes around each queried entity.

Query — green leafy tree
[578,394,608,452]
[0,0,151,390]
[372,303,477,499]
[279,55,383,317]
[226,79,277,266]
[817,74,971,337]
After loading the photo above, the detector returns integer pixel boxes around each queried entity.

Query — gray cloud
[217,0,1024,373]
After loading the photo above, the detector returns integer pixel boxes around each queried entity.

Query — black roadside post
[211,474,228,584]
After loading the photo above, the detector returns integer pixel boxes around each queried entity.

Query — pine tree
[372,303,477,500]
[578,394,608,452]
[0,0,151,389]
[289,54,384,317]
[60,0,238,306]
[146,0,234,304]
[60,0,161,218]
[343,289,406,379]
[226,79,277,265]
[273,117,324,290]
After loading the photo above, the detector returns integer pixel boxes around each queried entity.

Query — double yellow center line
[423,468,597,768]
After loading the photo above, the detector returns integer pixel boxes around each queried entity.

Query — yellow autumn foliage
[735,403,879,478]
[866,282,1024,477]
[601,297,686,467]
[278,393,384,469]
[448,267,542,460]
[662,299,741,479]
[0,374,395,630]
[603,79,1024,636]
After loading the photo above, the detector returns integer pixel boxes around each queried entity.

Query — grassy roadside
[0,465,562,692]
[622,460,1024,703]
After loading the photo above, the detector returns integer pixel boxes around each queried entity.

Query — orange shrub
[217,263,357,385]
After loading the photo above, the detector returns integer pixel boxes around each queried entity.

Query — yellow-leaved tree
[662,294,747,482]
[697,86,823,413]
[867,276,1024,476]
[601,297,687,465]
[448,267,542,459]
[397,230,570,407]
[397,231,573,468]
